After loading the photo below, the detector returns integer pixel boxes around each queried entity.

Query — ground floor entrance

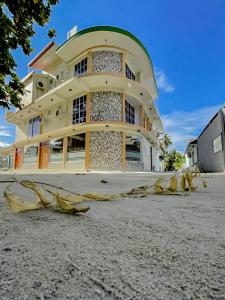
[15,148,23,169]
[39,141,49,169]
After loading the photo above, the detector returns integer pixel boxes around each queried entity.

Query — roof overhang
[56,26,158,98]
[185,139,198,154]
[28,42,59,70]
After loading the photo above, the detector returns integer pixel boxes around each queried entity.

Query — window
[28,116,41,137]
[126,136,141,161]
[23,144,39,164]
[67,134,85,161]
[0,155,7,169]
[213,134,222,153]
[125,100,135,124]
[126,63,135,81]
[75,57,88,76]
[73,95,86,124]
[50,139,63,162]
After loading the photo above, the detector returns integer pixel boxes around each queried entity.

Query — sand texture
[0,172,225,300]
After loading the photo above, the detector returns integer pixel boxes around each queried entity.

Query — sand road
[0,172,225,299]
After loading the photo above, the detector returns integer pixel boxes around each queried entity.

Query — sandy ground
[0,171,225,300]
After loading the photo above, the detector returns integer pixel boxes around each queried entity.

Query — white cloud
[0,108,15,147]
[0,141,10,148]
[161,105,221,152]
[0,130,12,137]
[155,69,175,93]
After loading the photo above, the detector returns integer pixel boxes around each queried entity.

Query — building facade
[197,108,225,172]
[185,139,198,168]
[0,26,164,172]
[185,107,225,172]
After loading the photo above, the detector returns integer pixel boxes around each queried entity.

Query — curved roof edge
[56,26,158,95]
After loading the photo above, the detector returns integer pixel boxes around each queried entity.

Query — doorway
[15,148,23,169]
[39,141,49,169]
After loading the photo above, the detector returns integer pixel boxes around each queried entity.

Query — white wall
[141,137,151,171]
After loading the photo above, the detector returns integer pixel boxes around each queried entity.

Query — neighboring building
[185,138,198,168]
[197,107,225,172]
[184,106,225,172]
[0,26,164,172]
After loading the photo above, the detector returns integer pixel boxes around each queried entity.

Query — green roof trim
[56,26,158,95]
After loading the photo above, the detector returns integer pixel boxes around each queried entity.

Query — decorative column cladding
[91,51,122,73]
[90,91,122,121]
[89,131,122,169]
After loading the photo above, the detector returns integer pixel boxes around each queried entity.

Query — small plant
[1,169,207,215]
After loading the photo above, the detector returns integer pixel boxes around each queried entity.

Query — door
[15,148,23,169]
[39,141,49,169]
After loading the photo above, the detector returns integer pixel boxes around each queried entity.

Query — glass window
[74,57,87,76]
[67,134,85,161]
[213,134,222,153]
[125,100,135,124]
[126,136,141,161]
[0,155,8,169]
[8,154,13,169]
[50,139,63,162]
[73,95,86,124]
[23,144,39,164]
[126,63,135,81]
[28,116,41,137]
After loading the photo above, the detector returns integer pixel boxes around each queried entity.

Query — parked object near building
[0,26,164,172]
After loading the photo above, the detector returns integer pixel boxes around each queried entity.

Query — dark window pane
[74,58,88,76]
[72,95,87,125]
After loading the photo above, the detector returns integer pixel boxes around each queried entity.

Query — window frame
[49,138,64,162]
[23,144,39,164]
[213,134,223,153]
[125,63,135,81]
[28,116,41,137]
[72,95,87,125]
[74,57,88,76]
[125,135,141,162]
[67,134,86,161]
[125,100,135,124]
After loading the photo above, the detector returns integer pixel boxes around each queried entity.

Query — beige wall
[44,58,68,79]
[21,79,33,107]
[15,122,28,143]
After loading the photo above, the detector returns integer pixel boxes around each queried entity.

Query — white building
[0,26,164,172]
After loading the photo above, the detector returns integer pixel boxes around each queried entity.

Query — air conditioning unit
[36,81,45,90]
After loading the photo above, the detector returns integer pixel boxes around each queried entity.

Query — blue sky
[1,0,225,151]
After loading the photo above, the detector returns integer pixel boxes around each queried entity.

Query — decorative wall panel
[90,91,122,121]
[92,51,122,73]
[89,131,122,169]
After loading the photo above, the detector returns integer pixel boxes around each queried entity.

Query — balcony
[6,73,154,125]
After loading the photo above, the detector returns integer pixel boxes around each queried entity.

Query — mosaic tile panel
[92,51,122,73]
[90,91,122,121]
[89,131,122,169]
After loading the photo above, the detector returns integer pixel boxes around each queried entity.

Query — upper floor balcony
[6,71,155,125]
